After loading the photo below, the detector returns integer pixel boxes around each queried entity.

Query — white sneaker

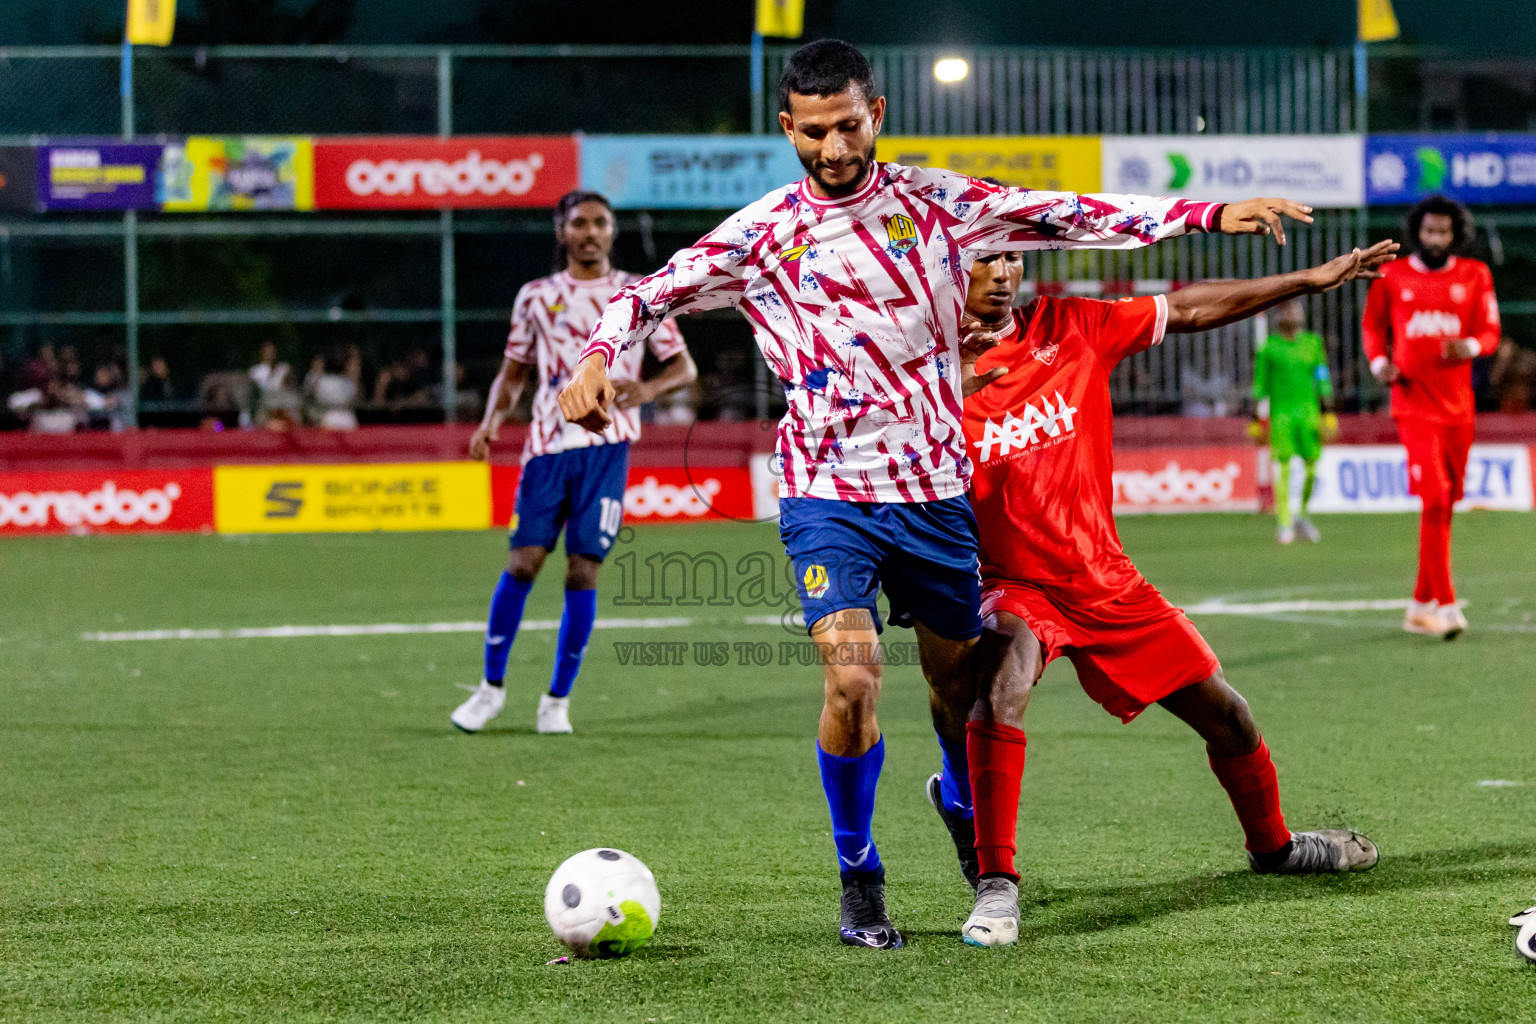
[1437,603,1468,641]
[1403,600,1443,636]
[961,876,1020,947]
[451,680,506,732]
[1278,524,1296,545]
[536,693,573,734]
[1296,517,1321,543]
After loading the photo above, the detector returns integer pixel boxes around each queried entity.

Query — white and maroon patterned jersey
[507,269,685,462]
[580,163,1220,502]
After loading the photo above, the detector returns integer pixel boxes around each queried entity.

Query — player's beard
[799,142,875,199]
[1417,244,1451,269]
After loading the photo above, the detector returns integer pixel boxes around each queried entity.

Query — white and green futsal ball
[544,848,661,958]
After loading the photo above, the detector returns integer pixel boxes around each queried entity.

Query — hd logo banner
[877,136,1101,192]
[1102,135,1365,208]
[1366,134,1536,205]
[215,463,490,533]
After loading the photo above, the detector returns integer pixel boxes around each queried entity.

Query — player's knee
[564,555,600,591]
[823,664,881,719]
[508,547,546,583]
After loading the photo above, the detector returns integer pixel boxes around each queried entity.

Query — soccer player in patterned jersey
[928,240,1398,947]
[1251,299,1338,544]
[1362,195,1500,640]
[451,190,695,735]
[559,39,1312,949]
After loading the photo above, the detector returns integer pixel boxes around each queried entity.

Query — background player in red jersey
[1362,196,1501,640]
[927,239,1398,947]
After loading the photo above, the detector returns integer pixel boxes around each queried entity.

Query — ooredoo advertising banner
[1101,135,1365,208]
[1300,443,1533,513]
[1366,134,1536,205]
[579,135,805,209]
[491,465,755,527]
[313,137,578,210]
[38,142,161,211]
[0,470,214,534]
[161,137,314,212]
[1111,446,1258,514]
[877,135,1102,192]
[214,463,491,533]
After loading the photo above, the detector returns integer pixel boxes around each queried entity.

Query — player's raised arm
[558,218,754,433]
[947,173,1315,253]
[1165,240,1400,334]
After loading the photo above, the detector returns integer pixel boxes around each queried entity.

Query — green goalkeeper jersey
[1253,330,1332,417]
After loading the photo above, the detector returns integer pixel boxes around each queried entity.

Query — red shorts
[981,577,1219,723]
[1396,417,1474,507]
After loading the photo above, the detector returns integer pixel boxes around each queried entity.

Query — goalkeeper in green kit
[1250,299,1338,544]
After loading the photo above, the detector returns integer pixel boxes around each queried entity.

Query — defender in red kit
[927,239,1398,947]
[1362,195,1501,639]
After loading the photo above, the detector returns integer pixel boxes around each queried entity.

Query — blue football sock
[936,730,974,819]
[483,572,533,684]
[817,737,885,877]
[548,588,598,698]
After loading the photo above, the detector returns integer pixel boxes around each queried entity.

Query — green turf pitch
[1,513,1533,1023]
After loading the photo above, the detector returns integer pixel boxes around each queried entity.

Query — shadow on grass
[1017,840,1536,940]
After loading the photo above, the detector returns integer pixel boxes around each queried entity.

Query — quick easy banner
[1300,443,1533,513]
[579,136,805,209]
[878,136,1102,192]
[160,137,314,212]
[1101,135,1365,207]
[1366,134,1536,205]
[37,142,161,211]
[214,463,491,533]
[313,137,578,210]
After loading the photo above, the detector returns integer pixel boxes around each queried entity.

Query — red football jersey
[966,295,1168,605]
[1361,254,1500,425]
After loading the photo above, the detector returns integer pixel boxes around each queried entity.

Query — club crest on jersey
[545,300,565,314]
[973,391,1079,463]
[781,243,811,263]
[1450,283,1468,303]
[803,564,830,599]
[883,213,918,254]
[1033,343,1059,365]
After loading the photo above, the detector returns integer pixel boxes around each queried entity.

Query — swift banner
[1297,444,1533,513]
[313,137,578,210]
[579,136,804,209]
[38,143,162,211]
[1366,134,1536,205]
[1101,135,1365,207]
[878,136,1102,192]
[214,463,491,533]
[161,137,314,212]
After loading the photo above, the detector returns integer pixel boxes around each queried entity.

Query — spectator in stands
[197,348,254,429]
[21,343,57,390]
[305,344,360,430]
[59,344,84,388]
[9,373,83,434]
[139,355,181,407]
[249,339,300,427]
[83,362,132,432]
[372,345,436,409]
[1491,340,1536,413]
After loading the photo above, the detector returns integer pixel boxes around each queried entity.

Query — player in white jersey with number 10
[451,190,695,736]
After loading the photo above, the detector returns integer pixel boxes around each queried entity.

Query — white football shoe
[536,693,573,734]
[1403,600,1442,636]
[961,876,1020,948]
[451,680,506,733]
[1437,602,1468,641]
[1296,517,1321,543]
[1277,524,1296,545]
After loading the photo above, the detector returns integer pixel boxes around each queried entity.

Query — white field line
[82,598,1447,643]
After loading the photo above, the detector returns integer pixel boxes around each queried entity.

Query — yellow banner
[1358,0,1400,42]
[878,136,1102,193]
[161,137,315,213]
[215,463,491,534]
[126,0,176,46]
[755,0,805,38]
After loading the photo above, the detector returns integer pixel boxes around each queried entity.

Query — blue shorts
[778,495,983,641]
[509,442,629,561]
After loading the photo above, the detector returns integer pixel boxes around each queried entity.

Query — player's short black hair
[551,190,614,271]
[1406,194,1473,252]
[778,39,875,114]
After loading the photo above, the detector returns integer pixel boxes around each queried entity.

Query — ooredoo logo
[314,137,578,209]
[344,150,546,198]
[1113,461,1241,506]
[0,481,183,528]
[625,475,722,519]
